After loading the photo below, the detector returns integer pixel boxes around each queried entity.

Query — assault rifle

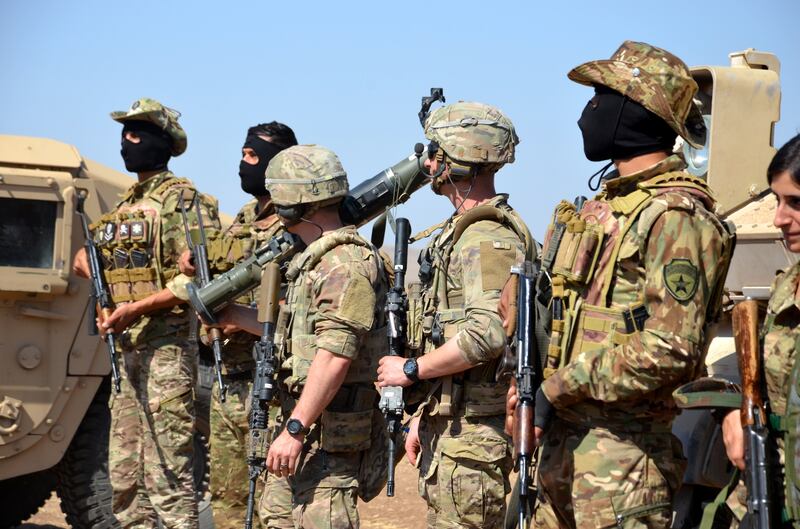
[244,262,281,529]
[379,217,411,497]
[178,192,227,402]
[734,298,776,529]
[510,262,538,529]
[76,191,121,393]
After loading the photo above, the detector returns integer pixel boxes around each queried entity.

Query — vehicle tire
[0,468,56,527]
[55,376,121,529]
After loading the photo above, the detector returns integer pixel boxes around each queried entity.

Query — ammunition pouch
[434,379,507,419]
[551,219,603,286]
[406,282,424,351]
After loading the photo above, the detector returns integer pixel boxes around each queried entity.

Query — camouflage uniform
[410,103,533,528]
[100,98,221,529]
[258,145,389,529]
[534,43,733,529]
[205,198,284,529]
[725,262,800,528]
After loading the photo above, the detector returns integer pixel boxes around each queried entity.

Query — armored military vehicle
[0,135,214,528]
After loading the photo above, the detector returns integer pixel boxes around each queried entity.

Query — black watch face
[287,419,303,435]
[403,359,417,379]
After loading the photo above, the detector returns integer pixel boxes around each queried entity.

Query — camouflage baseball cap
[264,145,349,206]
[110,98,187,156]
[424,102,519,165]
[568,41,707,148]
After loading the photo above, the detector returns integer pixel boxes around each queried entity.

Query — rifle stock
[244,262,281,529]
[734,298,775,529]
[75,191,121,393]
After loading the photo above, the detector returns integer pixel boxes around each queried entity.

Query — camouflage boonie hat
[110,97,188,156]
[424,101,519,165]
[264,145,349,206]
[568,41,707,148]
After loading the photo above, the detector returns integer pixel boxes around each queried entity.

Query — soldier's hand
[722,409,745,470]
[405,416,421,466]
[178,249,196,277]
[102,303,140,334]
[213,307,243,335]
[498,276,516,331]
[266,429,303,478]
[377,356,415,387]
[72,248,90,279]
[505,378,518,436]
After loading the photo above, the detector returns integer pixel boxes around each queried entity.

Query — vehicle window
[0,197,57,268]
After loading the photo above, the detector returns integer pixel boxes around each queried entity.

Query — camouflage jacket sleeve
[160,188,222,298]
[312,249,379,360]
[542,206,727,408]
[452,220,525,364]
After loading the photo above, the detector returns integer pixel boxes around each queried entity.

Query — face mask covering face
[120,121,173,173]
[239,135,284,196]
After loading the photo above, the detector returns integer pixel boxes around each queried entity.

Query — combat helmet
[264,145,349,208]
[111,97,188,156]
[424,101,519,166]
[568,40,706,148]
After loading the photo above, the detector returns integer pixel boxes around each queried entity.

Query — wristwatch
[286,418,308,437]
[403,358,420,383]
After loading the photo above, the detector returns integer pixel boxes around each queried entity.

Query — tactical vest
[410,198,533,417]
[541,171,733,386]
[93,174,195,304]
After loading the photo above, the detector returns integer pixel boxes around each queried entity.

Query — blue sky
[2,0,798,242]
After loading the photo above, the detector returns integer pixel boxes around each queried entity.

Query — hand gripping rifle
[734,298,776,529]
[511,262,538,529]
[75,191,122,393]
[244,262,281,529]
[379,217,411,497]
[178,192,227,402]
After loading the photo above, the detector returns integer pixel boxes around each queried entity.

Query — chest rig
[275,229,387,401]
[541,170,729,380]
[410,199,533,417]
[93,174,192,305]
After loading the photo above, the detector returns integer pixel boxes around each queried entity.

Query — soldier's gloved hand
[722,409,745,471]
[534,387,554,445]
[178,249,196,277]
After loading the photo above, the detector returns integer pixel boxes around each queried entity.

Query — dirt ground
[19,459,428,529]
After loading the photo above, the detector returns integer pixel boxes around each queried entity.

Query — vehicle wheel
[0,468,56,527]
[55,376,120,529]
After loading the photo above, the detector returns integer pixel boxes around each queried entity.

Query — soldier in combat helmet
[178,121,297,529]
[506,41,734,528]
[214,144,389,528]
[377,101,534,528]
[73,98,221,529]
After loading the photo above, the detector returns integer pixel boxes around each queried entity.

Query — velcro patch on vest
[103,222,116,242]
[118,221,131,241]
[479,240,517,291]
[663,258,699,302]
[130,221,147,242]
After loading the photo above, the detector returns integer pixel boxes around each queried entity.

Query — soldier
[376,101,534,528]
[215,144,389,528]
[506,41,734,528]
[178,122,297,529]
[73,98,221,529]
[721,134,800,528]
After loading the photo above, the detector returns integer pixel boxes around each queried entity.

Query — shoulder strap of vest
[286,230,375,281]
[639,171,715,201]
[149,176,194,204]
[451,204,535,261]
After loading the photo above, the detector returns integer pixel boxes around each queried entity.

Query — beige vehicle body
[0,135,132,479]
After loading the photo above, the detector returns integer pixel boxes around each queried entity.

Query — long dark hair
[768,134,800,184]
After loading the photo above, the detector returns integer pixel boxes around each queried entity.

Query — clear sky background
[2,0,798,243]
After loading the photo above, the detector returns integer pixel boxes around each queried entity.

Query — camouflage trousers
[210,376,261,529]
[109,338,198,529]
[417,413,512,529]
[534,417,685,529]
[258,438,361,529]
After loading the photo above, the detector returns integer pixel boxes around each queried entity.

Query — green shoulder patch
[663,258,699,302]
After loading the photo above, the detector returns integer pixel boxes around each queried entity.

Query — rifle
[75,191,122,393]
[734,298,776,529]
[379,217,411,497]
[511,262,538,529]
[178,192,227,402]
[244,262,281,529]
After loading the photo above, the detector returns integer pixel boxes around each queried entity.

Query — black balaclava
[578,85,677,163]
[120,120,173,173]
[239,134,284,196]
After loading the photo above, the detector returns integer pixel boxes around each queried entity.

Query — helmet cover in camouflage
[264,145,349,206]
[424,102,519,165]
[568,40,707,148]
[110,98,188,156]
